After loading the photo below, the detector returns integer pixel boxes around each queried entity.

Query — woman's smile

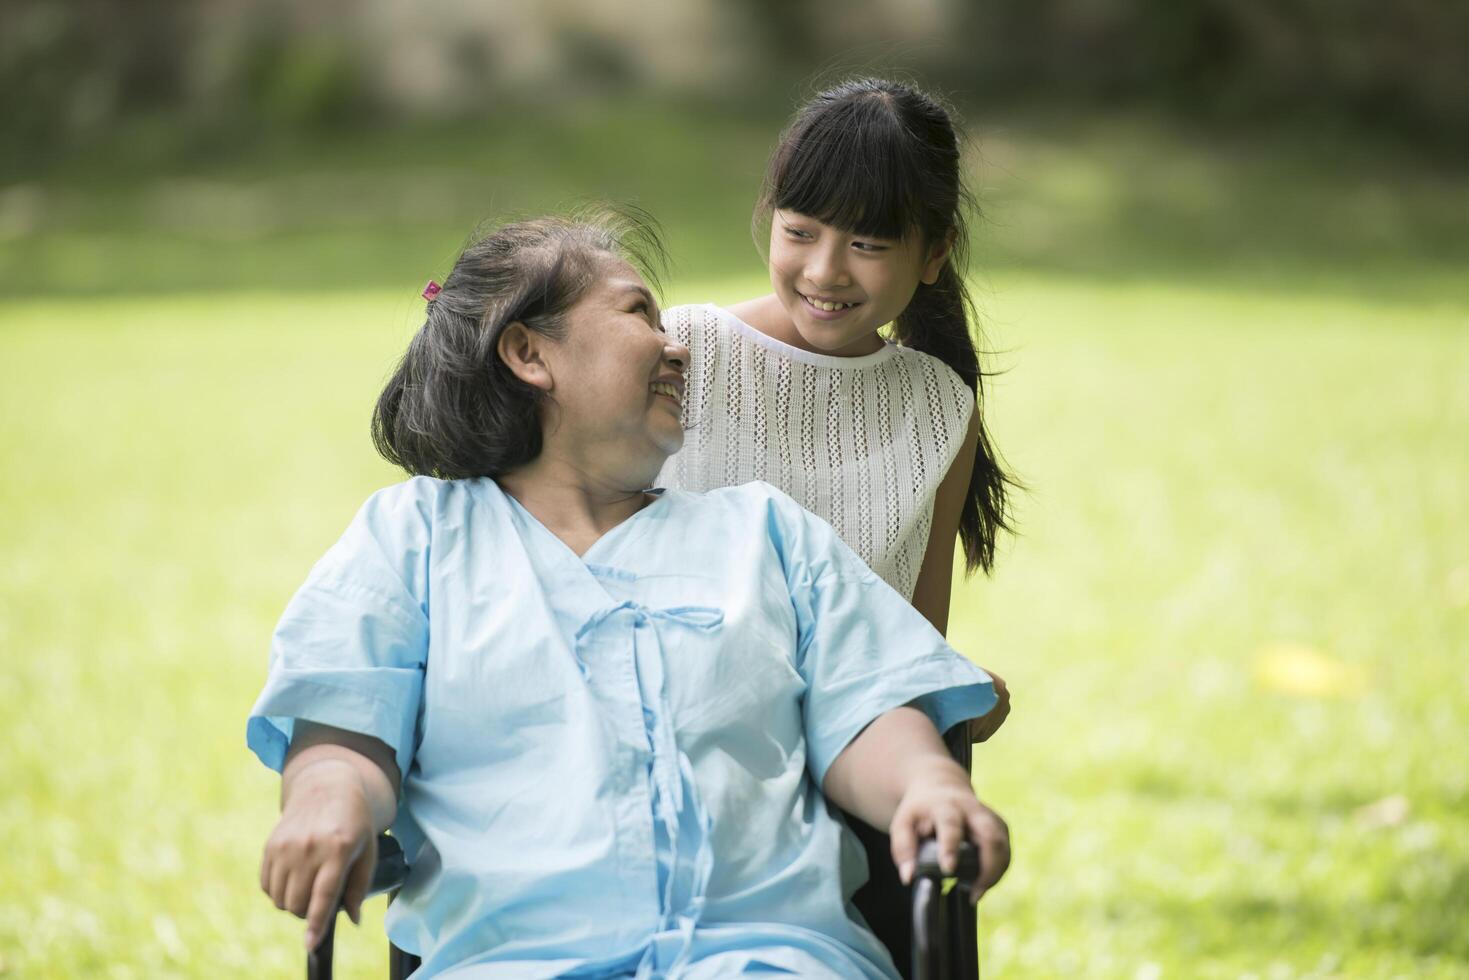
[650,380,683,408]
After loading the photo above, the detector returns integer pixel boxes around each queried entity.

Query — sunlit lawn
[2,265,1465,977]
[3,99,1468,979]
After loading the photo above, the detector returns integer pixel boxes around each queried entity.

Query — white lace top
[655,303,975,599]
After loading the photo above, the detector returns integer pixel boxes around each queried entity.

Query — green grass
[952,276,1469,978]
[2,269,1465,977]
[2,105,1467,975]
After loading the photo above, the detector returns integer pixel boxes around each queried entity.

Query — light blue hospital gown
[248,477,995,979]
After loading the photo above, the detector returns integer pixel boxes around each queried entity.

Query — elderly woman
[249,213,1010,979]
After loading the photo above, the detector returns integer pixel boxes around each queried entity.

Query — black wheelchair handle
[914,837,981,889]
[911,838,982,980]
[308,835,411,980]
[369,834,410,897]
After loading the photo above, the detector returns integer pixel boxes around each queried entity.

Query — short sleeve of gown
[246,479,435,786]
[762,486,998,787]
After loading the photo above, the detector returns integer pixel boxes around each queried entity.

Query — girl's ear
[497,322,554,392]
[920,228,958,285]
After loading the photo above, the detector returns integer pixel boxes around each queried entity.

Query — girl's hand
[260,759,378,950]
[968,670,1010,742]
[889,757,1011,903]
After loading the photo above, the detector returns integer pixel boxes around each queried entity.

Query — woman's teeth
[651,381,682,405]
[802,294,858,312]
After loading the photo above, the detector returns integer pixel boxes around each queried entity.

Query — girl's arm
[909,412,1011,741]
[909,411,979,635]
[823,705,1011,900]
[260,722,401,950]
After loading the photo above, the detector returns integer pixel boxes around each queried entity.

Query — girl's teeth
[806,295,853,312]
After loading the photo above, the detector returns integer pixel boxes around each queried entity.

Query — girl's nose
[805,243,850,289]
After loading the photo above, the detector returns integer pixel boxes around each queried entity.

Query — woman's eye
[630,302,663,330]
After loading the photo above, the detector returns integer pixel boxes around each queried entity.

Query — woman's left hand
[888,758,1011,902]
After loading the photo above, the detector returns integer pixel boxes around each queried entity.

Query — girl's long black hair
[757,77,1017,575]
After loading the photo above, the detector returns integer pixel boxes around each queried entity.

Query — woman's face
[540,256,688,470]
[767,209,950,356]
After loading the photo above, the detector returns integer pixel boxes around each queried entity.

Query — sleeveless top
[655,303,975,599]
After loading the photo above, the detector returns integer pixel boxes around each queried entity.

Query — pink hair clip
[422,279,442,302]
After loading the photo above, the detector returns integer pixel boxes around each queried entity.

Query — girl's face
[768,210,951,356]
[539,256,689,467]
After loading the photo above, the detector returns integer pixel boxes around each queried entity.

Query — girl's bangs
[771,109,925,241]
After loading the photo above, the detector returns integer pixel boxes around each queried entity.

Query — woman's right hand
[260,758,378,951]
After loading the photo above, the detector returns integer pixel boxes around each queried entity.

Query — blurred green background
[2,2,1466,977]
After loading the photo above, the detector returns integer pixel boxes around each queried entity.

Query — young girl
[657,76,1014,640]
[654,76,1016,971]
[251,214,1009,979]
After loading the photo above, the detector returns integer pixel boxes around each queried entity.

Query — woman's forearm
[822,705,964,831]
[824,705,1010,891]
[282,722,400,833]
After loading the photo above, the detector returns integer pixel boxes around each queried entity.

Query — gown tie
[573,601,724,978]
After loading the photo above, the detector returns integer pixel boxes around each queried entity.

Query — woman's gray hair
[372,207,668,479]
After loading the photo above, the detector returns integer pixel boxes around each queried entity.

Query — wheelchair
[304,727,983,980]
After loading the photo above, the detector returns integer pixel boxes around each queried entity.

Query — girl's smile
[797,291,863,319]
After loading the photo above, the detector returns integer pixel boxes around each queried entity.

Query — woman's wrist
[282,756,369,814]
[900,753,970,798]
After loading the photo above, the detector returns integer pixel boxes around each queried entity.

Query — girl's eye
[852,240,889,253]
[783,225,813,240]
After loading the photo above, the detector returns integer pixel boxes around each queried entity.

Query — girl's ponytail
[894,262,1015,575]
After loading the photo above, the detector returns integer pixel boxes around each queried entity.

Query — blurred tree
[0,0,189,152]
[725,0,818,71]
[952,0,1467,145]
[2,0,1464,159]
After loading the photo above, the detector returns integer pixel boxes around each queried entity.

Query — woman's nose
[665,339,690,371]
